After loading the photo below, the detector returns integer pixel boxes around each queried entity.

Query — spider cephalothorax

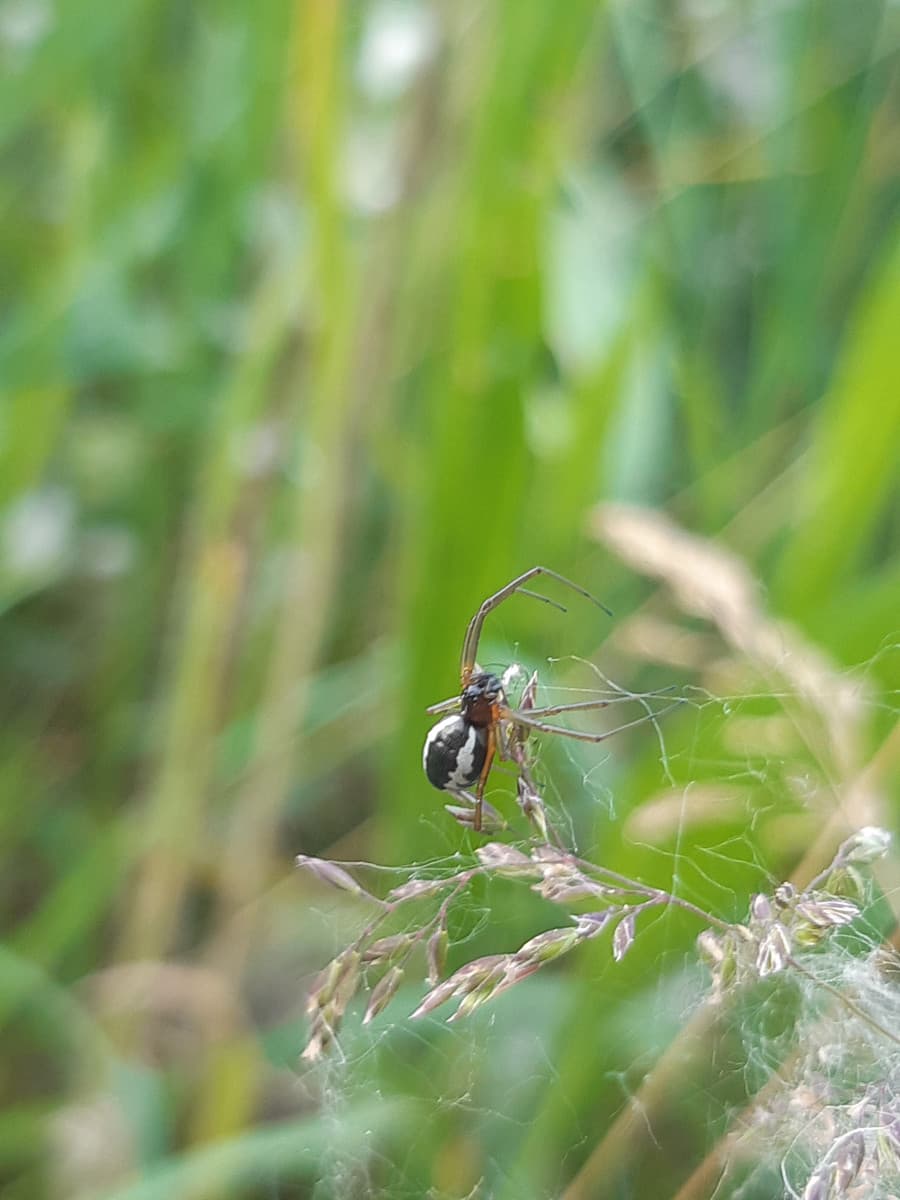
[460,672,503,727]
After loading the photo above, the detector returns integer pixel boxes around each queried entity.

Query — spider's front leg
[472,723,496,833]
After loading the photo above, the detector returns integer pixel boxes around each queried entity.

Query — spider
[422,566,664,832]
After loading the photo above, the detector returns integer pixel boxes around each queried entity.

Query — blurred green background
[2,0,899,1196]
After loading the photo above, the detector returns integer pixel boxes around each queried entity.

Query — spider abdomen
[422,714,487,792]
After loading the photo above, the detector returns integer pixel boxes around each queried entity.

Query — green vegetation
[2,1,898,1196]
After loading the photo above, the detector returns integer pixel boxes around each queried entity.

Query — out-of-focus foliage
[1,0,898,1197]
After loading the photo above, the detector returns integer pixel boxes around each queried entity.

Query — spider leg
[524,688,677,719]
[499,699,683,743]
[524,698,614,719]
[516,588,567,612]
[460,567,611,683]
[473,723,497,833]
[425,695,462,716]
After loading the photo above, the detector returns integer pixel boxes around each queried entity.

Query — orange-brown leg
[473,723,496,832]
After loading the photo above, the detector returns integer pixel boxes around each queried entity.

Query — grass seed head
[363,967,404,1025]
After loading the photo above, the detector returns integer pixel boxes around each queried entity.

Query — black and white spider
[422,567,666,832]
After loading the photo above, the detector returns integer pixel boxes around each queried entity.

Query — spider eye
[464,672,502,702]
[422,715,487,792]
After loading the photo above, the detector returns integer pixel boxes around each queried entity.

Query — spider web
[298,541,900,1200]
